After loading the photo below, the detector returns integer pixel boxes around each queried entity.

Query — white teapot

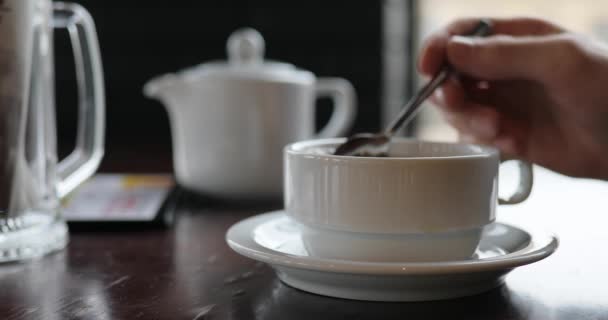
[144,28,357,199]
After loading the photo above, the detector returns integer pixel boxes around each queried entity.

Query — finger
[458,124,521,161]
[440,102,501,140]
[445,17,563,37]
[459,132,495,146]
[493,115,529,158]
[468,106,501,139]
[494,136,519,157]
[446,33,581,82]
[458,76,494,105]
[419,33,450,76]
[460,133,520,160]
[428,79,501,142]
[459,133,478,144]
[418,17,563,77]
[442,109,470,133]
[436,76,466,112]
[428,92,444,108]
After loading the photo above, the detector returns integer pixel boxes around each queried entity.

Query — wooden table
[0,167,607,319]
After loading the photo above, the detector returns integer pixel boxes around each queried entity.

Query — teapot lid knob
[227,28,265,65]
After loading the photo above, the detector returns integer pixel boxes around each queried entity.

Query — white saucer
[226,211,558,302]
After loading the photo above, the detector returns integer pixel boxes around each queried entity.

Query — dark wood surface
[0,167,607,319]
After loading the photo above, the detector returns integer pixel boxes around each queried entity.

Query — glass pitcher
[0,0,104,262]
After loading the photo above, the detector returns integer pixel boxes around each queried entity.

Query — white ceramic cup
[284,138,533,262]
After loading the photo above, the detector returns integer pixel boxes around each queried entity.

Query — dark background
[54,0,383,172]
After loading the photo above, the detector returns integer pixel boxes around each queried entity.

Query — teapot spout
[143,73,180,102]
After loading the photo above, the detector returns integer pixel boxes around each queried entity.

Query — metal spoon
[333,20,493,157]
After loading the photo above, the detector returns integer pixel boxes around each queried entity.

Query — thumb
[446,34,579,82]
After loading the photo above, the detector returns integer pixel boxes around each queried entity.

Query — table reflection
[248,279,526,320]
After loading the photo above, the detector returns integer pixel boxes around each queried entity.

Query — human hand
[419,17,608,179]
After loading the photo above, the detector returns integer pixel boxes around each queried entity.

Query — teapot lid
[180,28,314,84]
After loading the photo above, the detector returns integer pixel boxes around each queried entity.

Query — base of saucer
[276,266,507,301]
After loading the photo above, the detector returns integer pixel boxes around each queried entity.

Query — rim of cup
[285,138,499,161]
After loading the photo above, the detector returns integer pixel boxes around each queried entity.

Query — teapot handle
[314,78,357,138]
[53,3,105,198]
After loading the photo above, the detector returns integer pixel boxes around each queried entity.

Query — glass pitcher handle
[53,3,105,198]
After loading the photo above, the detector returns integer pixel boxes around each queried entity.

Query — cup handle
[313,78,357,138]
[498,157,534,205]
[53,3,105,198]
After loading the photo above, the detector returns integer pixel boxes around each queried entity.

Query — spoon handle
[384,20,493,136]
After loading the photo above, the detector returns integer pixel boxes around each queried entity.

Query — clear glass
[0,0,104,262]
